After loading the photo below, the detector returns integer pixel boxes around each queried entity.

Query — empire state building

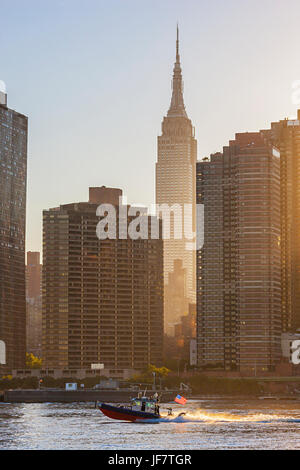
[156,27,197,334]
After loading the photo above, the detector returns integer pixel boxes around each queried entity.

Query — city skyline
[1,0,300,253]
[2,3,300,453]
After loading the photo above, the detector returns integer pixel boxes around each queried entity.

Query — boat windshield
[131,398,158,413]
[131,399,142,407]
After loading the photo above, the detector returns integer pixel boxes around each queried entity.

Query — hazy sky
[1,0,300,253]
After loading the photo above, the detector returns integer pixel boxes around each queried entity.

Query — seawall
[2,389,176,403]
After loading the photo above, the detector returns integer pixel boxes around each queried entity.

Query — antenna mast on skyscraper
[176,23,179,62]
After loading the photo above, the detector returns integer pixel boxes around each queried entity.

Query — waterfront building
[0,90,27,372]
[196,133,281,373]
[261,110,300,331]
[42,187,163,377]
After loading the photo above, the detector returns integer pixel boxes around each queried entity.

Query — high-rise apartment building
[0,91,28,371]
[164,258,190,330]
[196,133,281,373]
[262,110,300,332]
[26,252,42,357]
[26,252,42,298]
[42,187,163,376]
[156,27,197,334]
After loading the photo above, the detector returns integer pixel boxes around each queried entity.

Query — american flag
[174,394,187,405]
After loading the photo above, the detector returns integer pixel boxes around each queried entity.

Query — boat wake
[138,409,300,424]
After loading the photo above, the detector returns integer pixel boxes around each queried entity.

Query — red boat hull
[99,403,160,422]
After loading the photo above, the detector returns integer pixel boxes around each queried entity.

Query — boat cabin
[130,397,160,415]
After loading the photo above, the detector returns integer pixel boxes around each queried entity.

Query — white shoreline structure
[0,340,6,365]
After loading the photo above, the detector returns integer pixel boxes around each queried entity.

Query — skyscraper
[261,110,300,332]
[26,252,42,357]
[196,133,281,373]
[0,91,28,371]
[42,187,163,377]
[156,27,197,334]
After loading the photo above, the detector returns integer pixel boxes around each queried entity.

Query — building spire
[176,23,179,62]
[168,24,187,118]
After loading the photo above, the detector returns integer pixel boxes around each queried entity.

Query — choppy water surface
[0,398,300,449]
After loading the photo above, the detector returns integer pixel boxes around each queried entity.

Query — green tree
[129,364,171,383]
[26,353,42,369]
[148,364,171,378]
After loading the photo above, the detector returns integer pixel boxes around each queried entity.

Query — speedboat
[98,393,187,422]
[98,395,162,422]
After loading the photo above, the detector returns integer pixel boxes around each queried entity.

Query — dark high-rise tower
[196,133,281,373]
[156,27,197,334]
[0,91,28,371]
[42,187,164,376]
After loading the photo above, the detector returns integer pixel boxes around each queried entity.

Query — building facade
[26,251,42,357]
[42,187,163,376]
[164,259,189,332]
[156,27,197,334]
[197,133,282,373]
[0,91,28,372]
[174,303,196,364]
[262,110,300,332]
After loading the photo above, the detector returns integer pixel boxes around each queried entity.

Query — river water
[0,398,299,450]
